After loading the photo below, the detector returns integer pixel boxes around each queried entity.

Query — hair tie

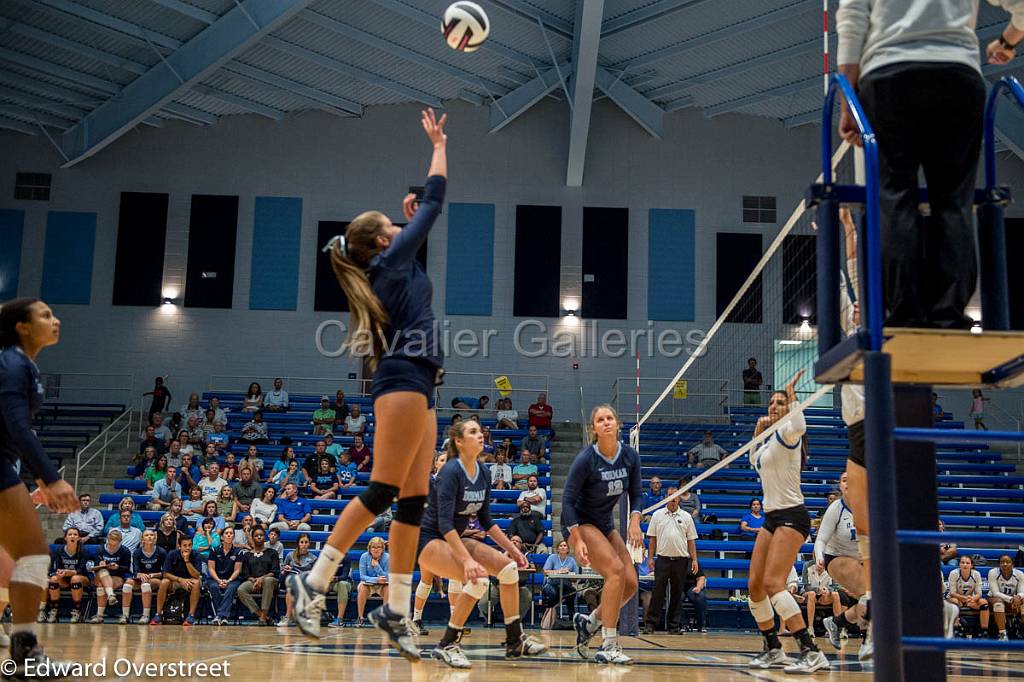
[322,235,348,256]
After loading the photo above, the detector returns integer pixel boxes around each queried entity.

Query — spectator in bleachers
[674,479,702,522]
[155,513,183,554]
[87,528,133,623]
[497,437,517,463]
[323,431,343,459]
[199,462,229,502]
[356,537,389,627]
[481,425,495,455]
[152,413,173,445]
[330,389,350,423]
[641,487,698,635]
[812,491,840,531]
[131,529,167,624]
[969,389,990,431]
[528,393,553,431]
[148,465,182,511]
[801,562,844,630]
[311,458,342,499]
[349,433,372,472]
[138,429,165,459]
[144,376,172,421]
[197,500,227,534]
[112,509,142,554]
[181,394,204,424]
[540,540,578,618]
[312,397,336,436]
[271,483,312,532]
[192,517,221,561]
[273,459,307,489]
[450,413,463,428]
[165,440,183,469]
[132,445,158,480]
[167,413,184,438]
[207,397,227,426]
[207,421,230,451]
[939,519,959,566]
[242,382,264,413]
[344,404,366,436]
[250,486,278,528]
[265,378,289,413]
[152,534,202,626]
[477,535,535,625]
[520,425,547,462]
[175,431,194,459]
[104,497,144,534]
[947,555,989,635]
[687,431,727,469]
[328,560,355,628]
[682,564,709,632]
[643,477,666,516]
[183,487,205,519]
[201,410,218,442]
[192,444,212,476]
[508,501,548,555]
[739,498,764,539]
[42,528,88,623]
[932,392,945,422]
[517,475,547,518]
[206,526,243,626]
[167,498,191,535]
[237,528,281,626]
[234,515,256,551]
[272,447,297,478]
[61,493,104,544]
[265,528,285,557]
[241,411,269,445]
[742,358,763,406]
[232,466,261,516]
[988,554,1024,641]
[302,441,331,481]
[178,453,200,496]
[221,452,239,482]
[216,486,237,525]
[279,533,317,626]
[496,398,519,429]
[490,451,513,490]
[335,451,358,491]
[240,444,264,481]
[512,452,537,491]
[451,395,490,410]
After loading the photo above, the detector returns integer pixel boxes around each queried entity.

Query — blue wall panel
[0,209,24,301]
[41,211,96,305]
[249,196,302,311]
[445,203,495,316]
[647,209,695,321]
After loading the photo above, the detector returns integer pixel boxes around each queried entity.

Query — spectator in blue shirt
[451,395,489,410]
[149,466,183,511]
[336,451,358,489]
[356,537,389,626]
[540,539,579,614]
[739,498,764,539]
[642,477,666,518]
[270,483,311,532]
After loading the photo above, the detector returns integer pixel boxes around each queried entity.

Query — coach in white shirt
[641,487,698,634]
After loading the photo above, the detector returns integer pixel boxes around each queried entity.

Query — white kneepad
[749,597,775,623]
[11,555,49,590]
[770,590,802,621]
[463,578,488,600]
[992,600,1006,613]
[415,581,433,600]
[448,579,463,595]
[497,563,518,585]
[141,582,152,594]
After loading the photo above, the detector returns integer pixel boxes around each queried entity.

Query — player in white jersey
[987,555,1024,641]
[947,555,989,635]
[746,370,829,674]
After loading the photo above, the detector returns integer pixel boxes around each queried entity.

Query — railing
[73,409,134,492]
[578,385,588,447]
[434,371,550,412]
[985,399,1023,461]
[611,377,730,422]
[208,375,368,398]
[37,372,134,407]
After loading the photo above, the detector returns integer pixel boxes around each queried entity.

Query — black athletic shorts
[762,505,812,539]
[370,356,444,408]
[0,457,23,493]
[848,420,865,468]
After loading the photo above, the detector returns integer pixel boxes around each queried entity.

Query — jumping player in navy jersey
[562,404,643,665]
[415,420,546,668]
[289,110,448,659]
[0,298,77,676]
[746,370,829,674]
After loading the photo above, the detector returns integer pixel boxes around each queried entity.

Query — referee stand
[809,74,1024,682]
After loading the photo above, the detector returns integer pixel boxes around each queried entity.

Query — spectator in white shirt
[181,394,205,424]
[199,462,229,502]
[60,493,105,544]
[344,404,366,436]
[496,398,519,429]
[264,377,289,413]
[489,451,513,490]
[517,475,547,516]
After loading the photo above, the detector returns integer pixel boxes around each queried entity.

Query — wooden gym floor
[27,624,1024,680]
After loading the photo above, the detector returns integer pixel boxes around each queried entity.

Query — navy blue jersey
[422,457,493,538]
[132,547,166,575]
[560,442,643,537]
[50,545,85,575]
[93,544,132,578]
[0,346,60,484]
[163,549,202,579]
[368,175,445,368]
[208,545,243,580]
[315,472,338,489]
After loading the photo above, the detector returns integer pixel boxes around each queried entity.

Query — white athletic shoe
[506,633,547,658]
[748,646,794,669]
[0,631,9,649]
[68,609,81,624]
[999,631,1009,642]
[594,642,633,665]
[822,617,842,650]
[276,618,291,627]
[784,649,831,674]
[87,614,104,624]
[46,610,58,625]
[858,630,873,662]
[116,614,129,625]
[432,643,472,669]
[286,573,325,640]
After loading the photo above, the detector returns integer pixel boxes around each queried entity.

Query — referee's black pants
[644,556,689,630]
[858,62,984,329]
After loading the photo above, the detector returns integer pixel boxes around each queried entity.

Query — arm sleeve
[435,468,460,536]
[815,503,839,563]
[988,569,1009,602]
[628,451,644,515]
[560,454,587,531]
[778,402,807,446]
[0,363,60,484]
[476,469,495,531]
[836,0,871,65]
[382,175,446,266]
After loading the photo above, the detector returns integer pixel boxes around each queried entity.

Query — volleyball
[441,1,490,53]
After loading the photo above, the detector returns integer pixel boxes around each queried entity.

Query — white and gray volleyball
[442,2,490,53]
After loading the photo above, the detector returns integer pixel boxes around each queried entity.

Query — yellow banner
[673,380,688,399]
[494,375,513,398]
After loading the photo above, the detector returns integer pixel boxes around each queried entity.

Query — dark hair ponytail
[0,298,40,349]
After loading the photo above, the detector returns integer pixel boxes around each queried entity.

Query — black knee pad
[980,602,990,612]
[358,481,401,516]
[394,496,428,526]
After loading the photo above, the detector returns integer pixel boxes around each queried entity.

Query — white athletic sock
[96,605,106,617]
[105,587,115,601]
[413,607,423,621]
[587,610,602,633]
[602,627,618,646]
[388,573,413,618]
[307,545,344,593]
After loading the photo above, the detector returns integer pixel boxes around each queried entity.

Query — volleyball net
[632,140,856,513]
